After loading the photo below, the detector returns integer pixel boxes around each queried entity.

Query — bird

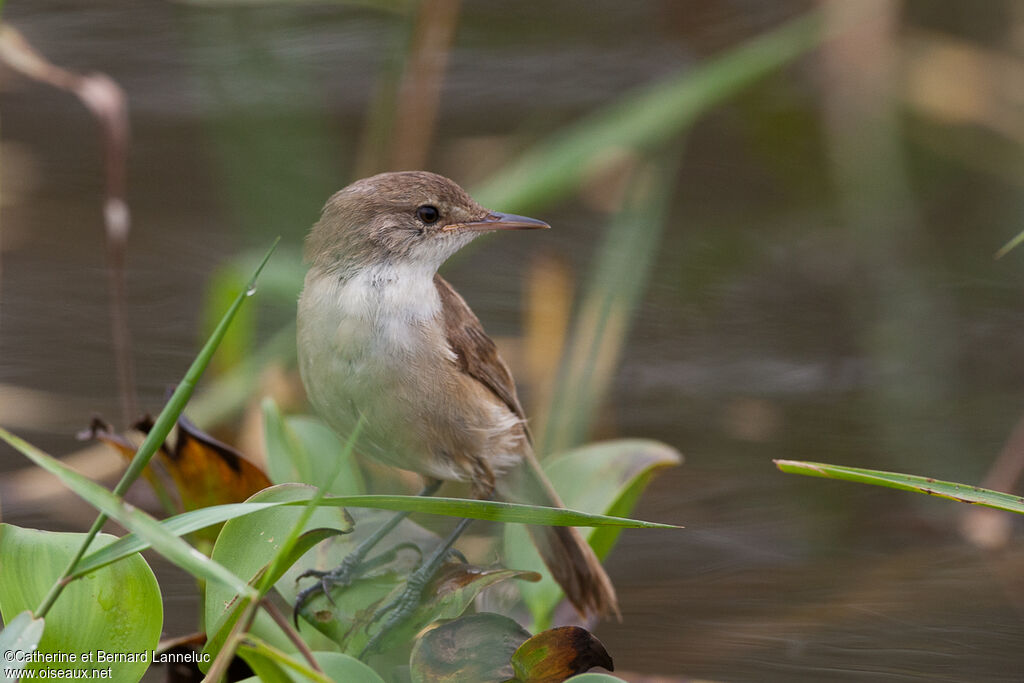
[294,171,618,646]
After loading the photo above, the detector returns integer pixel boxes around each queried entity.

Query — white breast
[297,264,458,473]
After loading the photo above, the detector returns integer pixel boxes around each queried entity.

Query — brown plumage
[434,273,618,617]
[298,171,618,619]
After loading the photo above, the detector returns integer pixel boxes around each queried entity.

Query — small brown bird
[296,171,617,629]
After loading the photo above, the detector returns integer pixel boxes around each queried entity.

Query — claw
[444,548,468,564]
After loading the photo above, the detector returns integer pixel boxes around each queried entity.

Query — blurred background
[3,0,1024,680]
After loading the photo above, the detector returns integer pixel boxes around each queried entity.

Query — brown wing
[434,273,527,425]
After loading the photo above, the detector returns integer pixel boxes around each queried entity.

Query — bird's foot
[293,543,422,625]
[357,546,468,658]
[358,567,431,659]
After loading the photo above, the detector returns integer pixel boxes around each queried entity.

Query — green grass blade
[471,10,824,214]
[28,238,277,618]
[774,459,1024,514]
[111,237,278,498]
[0,611,45,681]
[995,228,1024,259]
[0,428,256,600]
[538,146,683,456]
[238,635,331,683]
[72,502,289,578]
[306,495,676,527]
[73,494,676,580]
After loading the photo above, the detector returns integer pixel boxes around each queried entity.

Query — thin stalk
[259,598,323,675]
[34,239,279,619]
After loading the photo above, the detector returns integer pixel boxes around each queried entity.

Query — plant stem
[33,239,278,619]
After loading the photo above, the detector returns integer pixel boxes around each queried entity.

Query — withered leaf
[510,626,614,683]
[150,415,272,511]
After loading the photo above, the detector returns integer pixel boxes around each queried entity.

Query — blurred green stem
[819,1,960,472]
[34,240,277,619]
[538,145,684,457]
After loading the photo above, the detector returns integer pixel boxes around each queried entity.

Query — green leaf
[296,495,677,528]
[238,645,296,683]
[236,651,386,683]
[0,526,160,683]
[28,238,276,620]
[314,652,387,682]
[0,430,257,601]
[262,400,366,495]
[281,509,443,655]
[201,263,256,374]
[505,439,681,629]
[996,228,1024,259]
[774,460,1024,514]
[0,611,45,681]
[537,150,683,457]
[73,501,321,579]
[105,238,278,504]
[369,563,539,655]
[564,675,628,683]
[71,485,675,584]
[410,612,530,683]
[238,635,332,683]
[471,10,824,214]
[205,485,353,660]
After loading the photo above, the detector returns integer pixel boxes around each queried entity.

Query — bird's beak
[442,211,550,232]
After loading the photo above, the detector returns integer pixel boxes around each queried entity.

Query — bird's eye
[416,205,440,225]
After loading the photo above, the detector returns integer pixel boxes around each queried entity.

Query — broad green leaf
[0,526,160,683]
[505,439,681,629]
[564,675,628,682]
[0,429,256,601]
[262,399,366,495]
[368,563,539,656]
[282,509,443,655]
[238,646,296,683]
[238,635,330,683]
[0,611,45,681]
[511,627,613,683]
[236,651,386,683]
[314,652,387,682]
[283,508,536,657]
[263,397,313,485]
[410,612,530,683]
[289,417,366,495]
[774,460,1024,514]
[205,485,353,660]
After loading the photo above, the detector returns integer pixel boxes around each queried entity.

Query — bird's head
[305,171,548,274]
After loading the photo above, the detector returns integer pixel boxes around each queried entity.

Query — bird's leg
[293,479,442,623]
[359,515,475,659]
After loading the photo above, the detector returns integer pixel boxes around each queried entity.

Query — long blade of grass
[995,228,1024,259]
[538,146,683,456]
[30,239,277,617]
[0,427,256,600]
[73,495,677,579]
[774,459,1024,514]
[471,10,825,214]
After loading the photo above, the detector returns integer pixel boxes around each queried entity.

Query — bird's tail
[497,449,619,619]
